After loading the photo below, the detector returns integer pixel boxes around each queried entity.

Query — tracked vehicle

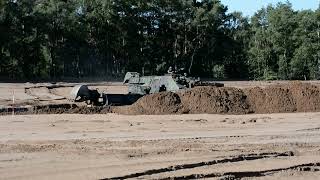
[70,72,223,106]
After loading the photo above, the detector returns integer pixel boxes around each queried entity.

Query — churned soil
[178,87,250,114]
[114,82,320,115]
[244,86,297,114]
[245,82,320,114]
[113,92,183,115]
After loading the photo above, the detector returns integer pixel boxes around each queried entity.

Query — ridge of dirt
[244,86,297,114]
[114,92,183,115]
[244,82,320,114]
[114,87,251,115]
[179,87,250,114]
[0,104,112,115]
[114,82,320,115]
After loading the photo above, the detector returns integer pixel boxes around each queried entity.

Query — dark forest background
[0,0,319,81]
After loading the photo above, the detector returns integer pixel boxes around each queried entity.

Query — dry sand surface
[2,81,320,180]
[0,82,127,107]
[1,113,320,180]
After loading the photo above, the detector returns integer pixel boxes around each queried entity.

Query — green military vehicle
[70,72,223,106]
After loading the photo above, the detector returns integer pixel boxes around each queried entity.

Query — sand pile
[289,82,320,112]
[114,82,320,115]
[115,92,183,115]
[245,82,320,114]
[116,87,250,115]
[244,86,296,113]
[32,104,113,114]
[178,87,250,114]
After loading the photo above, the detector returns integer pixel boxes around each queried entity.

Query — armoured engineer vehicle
[70,72,224,106]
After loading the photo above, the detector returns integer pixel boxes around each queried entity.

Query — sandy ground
[0,82,127,107]
[1,113,320,179]
[1,81,320,179]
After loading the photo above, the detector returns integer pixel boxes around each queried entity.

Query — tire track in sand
[102,151,293,180]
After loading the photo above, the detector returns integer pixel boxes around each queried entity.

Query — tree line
[0,0,319,81]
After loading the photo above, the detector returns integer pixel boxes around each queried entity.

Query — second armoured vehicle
[123,72,223,95]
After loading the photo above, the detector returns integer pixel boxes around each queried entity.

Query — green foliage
[263,69,278,81]
[212,64,224,79]
[0,0,319,80]
[248,2,319,80]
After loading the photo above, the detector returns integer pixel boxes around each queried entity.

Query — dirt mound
[115,92,183,115]
[33,104,113,114]
[115,87,250,115]
[0,103,113,115]
[244,86,296,113]
[289,82,320,112]
[115,82,320,115]
[245,82,320,114]
[178,87,250,114]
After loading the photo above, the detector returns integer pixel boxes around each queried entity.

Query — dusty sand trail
[1,113,320,180]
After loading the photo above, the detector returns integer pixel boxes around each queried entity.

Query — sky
[220,0,319,17]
